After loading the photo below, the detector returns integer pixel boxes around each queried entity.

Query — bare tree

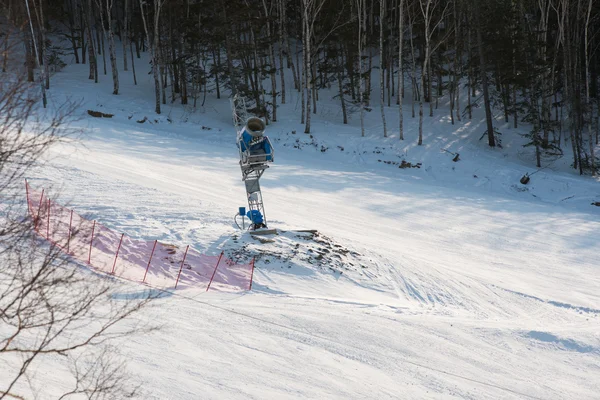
[449,0,461,125]
[417,0,450,145]
[262,0,278,122]
[336,43,348,124]
[356,0,366,137]
[94,0,119,95]
[282,0,299,92]
[58,347,139,399]
[29,0,49,92]
[277,0,286,103]
[139,0,166,114]
[379,0,388,137]
[1,1,13,73]
[123,0,129,72]
[398,0,405,140]
[537,0,552,148]
[408,2,417,119]
[473,0,495,147]
[23,0,47,107]
[584,0,595,175]
[300,0,327,133]
[0,35,155,400]
[85,0,99,82]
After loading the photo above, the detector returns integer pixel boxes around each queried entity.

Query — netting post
[206,251,224,292]
[174,245,190,289]
[111,233,125,274]
[249,256,256,290]
[46,198,50,239]
[143,240,158,283]
[35,189,44,231]
[88,220,95,264]
[67,209,73,254]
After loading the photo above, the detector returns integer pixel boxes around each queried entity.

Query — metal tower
[232,95,275,231]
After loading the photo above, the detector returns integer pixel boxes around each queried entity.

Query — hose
[234,214,250,231]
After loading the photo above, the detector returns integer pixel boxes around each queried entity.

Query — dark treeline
[1,0,599,173]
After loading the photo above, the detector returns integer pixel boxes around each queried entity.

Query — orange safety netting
[26,181,254,291]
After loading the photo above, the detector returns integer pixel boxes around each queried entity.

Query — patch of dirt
[378,159,422,169]
[225,231,364,275]
[87,110,114,118]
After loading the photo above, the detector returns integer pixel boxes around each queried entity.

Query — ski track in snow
[13,59,600,399]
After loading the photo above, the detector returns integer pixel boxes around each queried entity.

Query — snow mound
[228,230,365,277]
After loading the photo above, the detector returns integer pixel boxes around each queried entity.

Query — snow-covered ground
[16,51,600,399]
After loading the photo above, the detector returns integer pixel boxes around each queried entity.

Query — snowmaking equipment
[232,95,276,234]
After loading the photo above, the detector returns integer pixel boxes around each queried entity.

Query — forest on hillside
[1,0,600,173]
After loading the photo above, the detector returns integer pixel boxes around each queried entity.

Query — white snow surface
[13,53,600,399]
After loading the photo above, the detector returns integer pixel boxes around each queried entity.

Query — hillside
[6,50,597,399]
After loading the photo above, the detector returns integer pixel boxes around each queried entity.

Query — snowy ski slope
[17,56,600,399]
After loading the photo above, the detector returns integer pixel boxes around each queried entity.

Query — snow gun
[231,96,275,233]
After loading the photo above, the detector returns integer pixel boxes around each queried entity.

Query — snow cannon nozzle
[245,117,266,138]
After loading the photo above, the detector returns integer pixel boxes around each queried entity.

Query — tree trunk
[80,3,87,64]
[222,6,237,96]
[512,36,517,128]
[123,0,129,71]
[67,0,80,64]
[23,0,46,106]
[2,23,11,72]
[387,43,391,107]
[215,47,221,99]
[300,16,306,124]
[262,0,277,122]
[108,26,119,94]
[419,62,425,145]
[304,5,312,133]
[285,18,299,91]
[357,0,365,137]
[24,32,35,82]
[450,1,460,125]
[408,9,416,119]
[96,23,102,55]
[474,3,495,147]
[398,0,404,139]
[139,0,162,113]
[584,0,594,174]
[130,40,137,85]
[337,44,348,124]
[278,0,286,103]
[467,27,473,119]
[564,13,577,169]
[86,0,97,81]
[428,55,433,116]
[312,62,317,114]
[135,33,141,58]
[98,0,119,95]
[538,0,551,148]
[436,61,441,110]
[366,48,373,106]
[418,0,431,146]
[100,27,107,75]
[31,0,49,90]
[168,16,179,97]
[160,43,167,105]
[379,0,387,137]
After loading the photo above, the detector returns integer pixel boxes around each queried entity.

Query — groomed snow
[15,52,600,399]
